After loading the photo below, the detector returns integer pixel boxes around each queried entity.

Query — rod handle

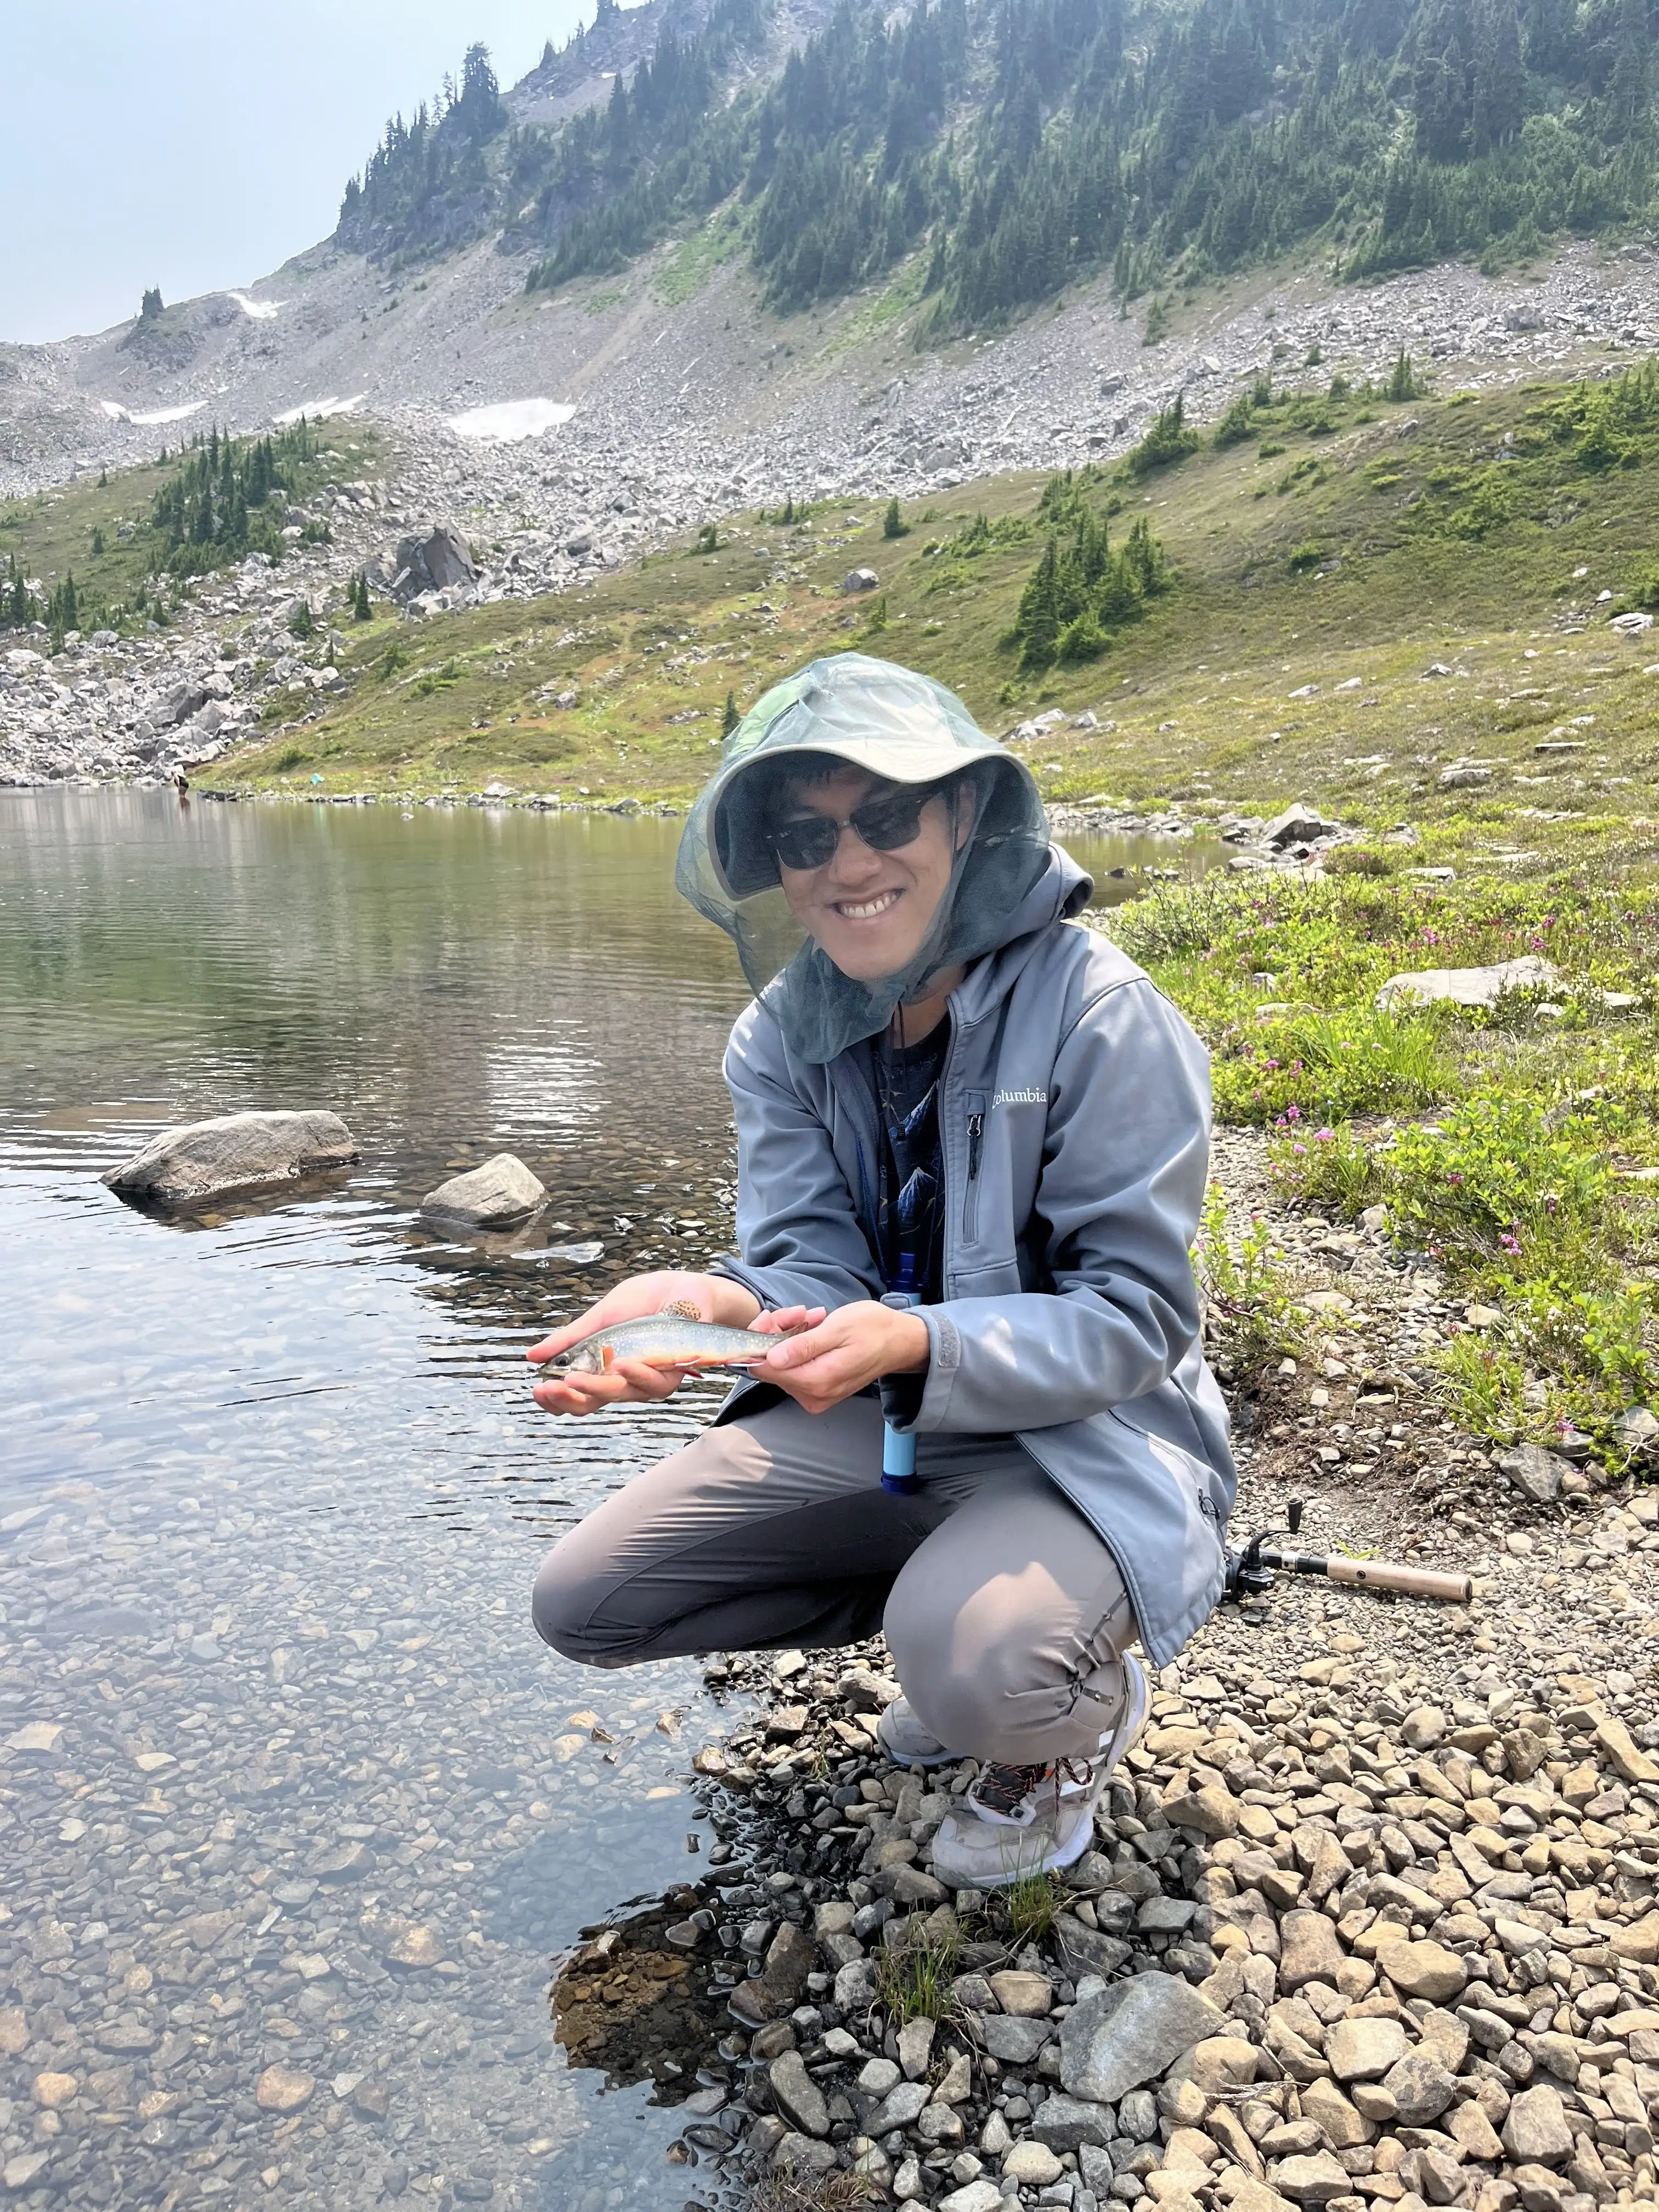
[1325,1555,1474,1602]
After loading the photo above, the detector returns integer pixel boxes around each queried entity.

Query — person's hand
[754,1299,929,1417]
[529,1271,786,1418]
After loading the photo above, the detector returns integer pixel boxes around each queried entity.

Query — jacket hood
[952,842,1095,1026]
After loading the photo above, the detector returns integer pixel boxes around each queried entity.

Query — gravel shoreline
[630,1136,1659,2212]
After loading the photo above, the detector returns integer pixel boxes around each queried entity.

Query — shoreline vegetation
[12,356,1659,1477]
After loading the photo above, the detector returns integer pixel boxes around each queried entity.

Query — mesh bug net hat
[675,652,1051,1063]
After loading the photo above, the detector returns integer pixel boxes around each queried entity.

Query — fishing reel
[1223,1498,1305,1601]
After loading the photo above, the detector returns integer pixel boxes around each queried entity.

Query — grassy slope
[133,363,1659,1454]
[212,359,1659,878]
[0,425,383,627]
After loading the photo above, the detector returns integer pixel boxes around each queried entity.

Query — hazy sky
[2,1,590,346]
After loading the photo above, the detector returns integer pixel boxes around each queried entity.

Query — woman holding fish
[529,652,1234,1887]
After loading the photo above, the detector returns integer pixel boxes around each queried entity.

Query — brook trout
[540,1311,792,1375]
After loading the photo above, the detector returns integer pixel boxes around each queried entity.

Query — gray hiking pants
[532,1391,1139,1767]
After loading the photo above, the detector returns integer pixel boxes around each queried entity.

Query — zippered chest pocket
[962,1090,988,1244]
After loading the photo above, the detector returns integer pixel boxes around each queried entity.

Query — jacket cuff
[908,1308,962,1432]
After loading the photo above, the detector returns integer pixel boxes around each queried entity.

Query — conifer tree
[721,690,740,735]
[1386,347,1420,402]
[882,497,907,538]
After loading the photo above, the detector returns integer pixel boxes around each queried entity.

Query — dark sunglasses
[768,786,943,873]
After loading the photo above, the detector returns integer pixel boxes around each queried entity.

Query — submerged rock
[101,1109,358,1206]
[419,1153,546,1227]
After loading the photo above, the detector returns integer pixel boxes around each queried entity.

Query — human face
[772,767,969,983]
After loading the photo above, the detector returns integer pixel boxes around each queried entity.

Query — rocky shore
[610,1140,1659,2212]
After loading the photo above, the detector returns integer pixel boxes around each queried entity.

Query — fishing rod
[1225,1499,1474,1605]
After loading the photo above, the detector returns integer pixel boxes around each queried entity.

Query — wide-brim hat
[696,651,1037,900]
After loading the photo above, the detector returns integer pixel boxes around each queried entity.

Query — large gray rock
[418,1154,546,1228]
[1324,2015,1409,2084]
[1494,1443,1569,1504]
[866,2079,931,2134]
[1380,2048,1457,2125]
[102,1110,358,1206]
[1059,1973,1225,2106]
[388,524,477,602]
[1375,954,1557,1010]
[730,1922,816,2025]
[1612,1403,1659,1464]
[1054,1915,1131,1982]
[1264,803,1342,848]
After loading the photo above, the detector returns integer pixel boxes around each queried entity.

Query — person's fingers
[767,1342,872,1412]
[750,1304,822,1337]
[531,1356,693,1414]
[531,1375,614,1415]
[608,1358,686,1401]
[760,1317,840,1369]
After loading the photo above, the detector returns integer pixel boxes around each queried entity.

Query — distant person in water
[528,652,1234,1888]
[174,769,190,809]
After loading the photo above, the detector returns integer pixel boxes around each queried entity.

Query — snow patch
[227,291,282,322]
[446,398,575,443]
[273,394,366,425]
[98,400,209,426]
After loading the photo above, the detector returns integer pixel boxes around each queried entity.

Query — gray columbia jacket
[710,844,1237,1667]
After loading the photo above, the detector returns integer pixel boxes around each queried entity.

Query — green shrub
[1194,1183,1308,1381]
[1122,394,1200,478]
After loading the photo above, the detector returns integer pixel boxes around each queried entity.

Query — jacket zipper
[962,1092,986,1244]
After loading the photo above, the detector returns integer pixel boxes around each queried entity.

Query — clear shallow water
[0,791,1214,2210]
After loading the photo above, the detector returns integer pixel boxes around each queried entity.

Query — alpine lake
[0,789,1223,2212]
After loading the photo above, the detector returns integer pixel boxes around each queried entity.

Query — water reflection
[0,789,1218,2210]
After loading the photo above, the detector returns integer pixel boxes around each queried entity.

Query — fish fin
[600,1345,615,1373]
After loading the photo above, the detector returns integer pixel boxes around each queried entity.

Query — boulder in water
[1263,802,1342,848]
[419,1154,546,1228]
[102,1110,358,1206]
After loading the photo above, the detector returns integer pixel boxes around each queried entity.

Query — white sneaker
[876,1695,964,1769]
[928,1652,1149,1891]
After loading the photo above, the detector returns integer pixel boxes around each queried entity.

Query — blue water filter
[879,1286,921,1495]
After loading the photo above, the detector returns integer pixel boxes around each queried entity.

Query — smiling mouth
[833,890,903,921]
